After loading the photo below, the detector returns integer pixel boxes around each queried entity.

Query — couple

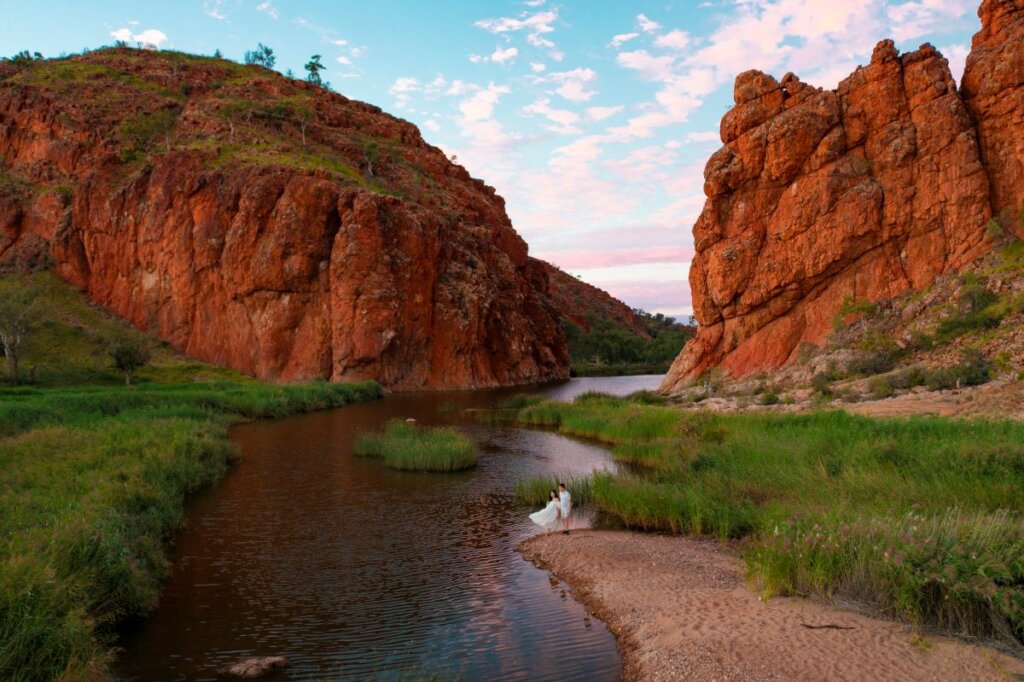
[529,482,572,535]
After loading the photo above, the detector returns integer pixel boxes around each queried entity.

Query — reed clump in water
[513,393,1024,649]
[354,420,478,472]
[514,473,594,507]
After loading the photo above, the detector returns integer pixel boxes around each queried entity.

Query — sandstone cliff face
[0,50,569,389]
[662,0,1024,392]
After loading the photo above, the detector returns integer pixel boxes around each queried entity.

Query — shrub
[869,375,895,399]
[759,391,780,406]
[810,372,833,396]
[891,366,926,389]
[847,349,900,376]
[924,350,992,390]
[936,308,1004,341]
[832,296,877,331]
[106,335,152,385]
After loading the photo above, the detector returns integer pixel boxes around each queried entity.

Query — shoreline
[520,530,1024,681]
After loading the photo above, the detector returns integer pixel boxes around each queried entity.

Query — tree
[8,50,43,65]
[0,280,42,383]
[244,43,276,69]
[213,48,223,59]
[304,54,325,86]
[293,102,313,146]
[107,335,152,386]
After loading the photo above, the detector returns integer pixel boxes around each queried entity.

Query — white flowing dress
[529,500,561,532]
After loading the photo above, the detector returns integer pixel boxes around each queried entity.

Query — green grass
[354,420,478,472]
[513,474,594,508]
[0,380,383,681]
[513,394,1024,649]
[1,270,247,386]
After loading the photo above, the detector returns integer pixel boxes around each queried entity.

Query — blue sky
[1,1,982,318]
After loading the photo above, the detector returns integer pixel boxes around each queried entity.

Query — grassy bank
[354,419,477,472]
[514,393,1024,649]
[0,380,382,681]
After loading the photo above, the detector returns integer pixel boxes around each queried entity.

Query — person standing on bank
[558,482,571,535]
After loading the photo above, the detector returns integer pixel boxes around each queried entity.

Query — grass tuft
[354,420,477,472]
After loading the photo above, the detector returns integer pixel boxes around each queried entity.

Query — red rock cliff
[662,0,1024,392]
[0,49,569,390]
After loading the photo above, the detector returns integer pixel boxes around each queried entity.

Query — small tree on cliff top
[244,43,276,70]
[305,54,328,89]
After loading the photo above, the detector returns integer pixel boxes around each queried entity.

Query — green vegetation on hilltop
[0,274,383,681]
[513,393,1024,649]
[565,311,694,376]
[2,46,426,200]
[354,419,477,472]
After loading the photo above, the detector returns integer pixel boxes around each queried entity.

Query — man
[558,482,571,535]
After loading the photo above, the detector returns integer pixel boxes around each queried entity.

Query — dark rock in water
[217,656,289,678]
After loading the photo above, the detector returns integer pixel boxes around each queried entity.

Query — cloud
[887,0,974,42]
[686,131,720,143]
[940,42,970,84]
[110,27,168,48]
[530,62,547,72]
[331,39,348,46]
[655,29,690,51]
[256,1,278,19]
[491,46,519,63]
[204,0,226,20]
[586,105,624,121]
[459,82,511,122]
[474,9,562,59]
[389,77,422,108]
[423,119,441,133]
[637,13,662,33]
[609,32,639,48]
[617,50,676,81]
[546,67,598,102]
[523,97,581,134]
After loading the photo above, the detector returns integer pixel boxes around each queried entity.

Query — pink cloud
[537,245,693,270]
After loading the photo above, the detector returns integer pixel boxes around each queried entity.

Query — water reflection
[115,376,662,680]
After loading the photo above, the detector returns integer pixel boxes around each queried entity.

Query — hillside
[535,259,695,375]
[668,240,1024,419]
[0,47,568,390]
[662,0,1024,391]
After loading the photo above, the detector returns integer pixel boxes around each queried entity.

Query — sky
[1,1,983,319]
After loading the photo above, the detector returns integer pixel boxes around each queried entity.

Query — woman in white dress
[529,489,562,533]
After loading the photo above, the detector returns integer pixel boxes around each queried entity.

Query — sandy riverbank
[520,531,1024,681]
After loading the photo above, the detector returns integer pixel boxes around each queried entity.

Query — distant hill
[534,259,695,376]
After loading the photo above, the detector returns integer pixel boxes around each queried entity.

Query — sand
[520,531,1024,681]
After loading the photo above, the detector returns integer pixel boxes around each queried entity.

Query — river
[115,375,663,681]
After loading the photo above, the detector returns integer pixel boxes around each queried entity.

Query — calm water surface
[115,376,663,681]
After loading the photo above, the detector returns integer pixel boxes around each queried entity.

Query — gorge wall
[662,0,1024,392]
[0,49,569,390]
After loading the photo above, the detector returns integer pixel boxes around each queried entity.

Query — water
[115,375,663,681]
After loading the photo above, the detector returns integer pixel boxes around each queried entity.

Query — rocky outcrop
[662,0,1024,392]
[962,0,1024,220]
[0,49,568,389]
[532,258,648,336]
